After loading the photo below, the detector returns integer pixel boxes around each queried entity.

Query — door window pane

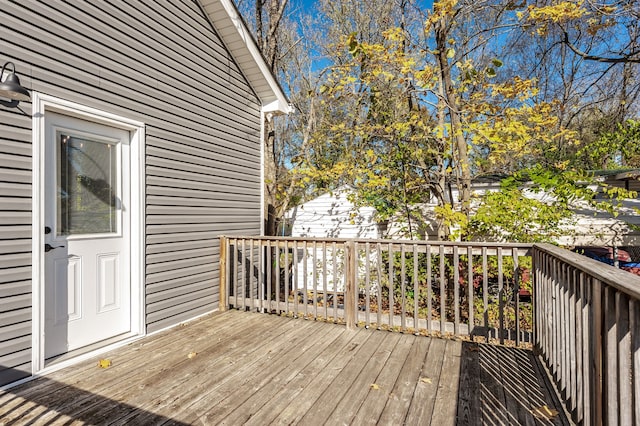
[57,132,118,235]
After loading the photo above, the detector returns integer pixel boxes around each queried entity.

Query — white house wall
[288,190,379,239]
[286,190,379,293]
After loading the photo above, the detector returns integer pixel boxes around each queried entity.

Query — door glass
[57,132,118,236]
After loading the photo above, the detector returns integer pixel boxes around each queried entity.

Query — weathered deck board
[0,310,569,425]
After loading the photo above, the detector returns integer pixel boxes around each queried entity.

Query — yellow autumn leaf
[98,359,111,369]
[420,377,432,384]
[188,351,197,359]
[531,405,559,420]
[370,383,380,390]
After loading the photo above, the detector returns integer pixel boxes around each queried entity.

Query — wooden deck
[0,311,568,425]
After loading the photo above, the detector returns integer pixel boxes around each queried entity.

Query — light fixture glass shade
[0,62,30,102]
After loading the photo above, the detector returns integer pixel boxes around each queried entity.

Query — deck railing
[219,236,533,346]
[220,237,640,424]
[533,243,640,426]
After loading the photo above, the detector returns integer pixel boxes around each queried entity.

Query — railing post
[345,240,357,330]
[219,236,228,312]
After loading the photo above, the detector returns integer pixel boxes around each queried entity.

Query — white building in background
[285,171,640,249]
[284,188,382,293]
[285,188,381,239]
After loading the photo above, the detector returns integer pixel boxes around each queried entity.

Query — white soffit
[200,0,291,114]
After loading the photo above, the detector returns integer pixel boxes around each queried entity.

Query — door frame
[31,93,146,374]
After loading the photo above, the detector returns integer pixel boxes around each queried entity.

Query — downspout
[260,109,267,236]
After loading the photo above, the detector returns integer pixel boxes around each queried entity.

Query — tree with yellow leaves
[302,0,569,240]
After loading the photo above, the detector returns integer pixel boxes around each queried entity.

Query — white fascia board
[263,98,293,114]
[200,0,290,115]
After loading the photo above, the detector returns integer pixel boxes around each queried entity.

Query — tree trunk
[434,15,472,223]
[254,0,288,236]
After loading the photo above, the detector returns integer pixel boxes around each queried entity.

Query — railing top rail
[534,242,640,300]
[220,235,533,249]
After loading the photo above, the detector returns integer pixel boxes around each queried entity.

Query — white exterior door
[44,112,132,359]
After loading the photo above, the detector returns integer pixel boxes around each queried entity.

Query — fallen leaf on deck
[370,383,380,390]
[188,351,197,359]
[531,405,559,420]
[420,377,432,384]
[98,359,112,369]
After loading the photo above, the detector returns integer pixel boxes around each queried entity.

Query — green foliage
[467,165,638,243]
[576,120,640,169]
[468,188,573,243]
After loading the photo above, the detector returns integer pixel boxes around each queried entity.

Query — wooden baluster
[513,247,520,346]
[482,247,488,343]
[427,244,432,332]
[333,241,338,323]
[313,241,318,320]
[241,239,246,309]
[219,236,228,312]
[257,240,263,312]
[365,242,371,328]
[413,244,419,335]
[631,299,640,425]
[401,244,407,332]
[266,241,272,311]
[284,240,289,314]
[498,247,503,345]
[440,245,446,334]
[604,286,618,424]
[293,240,299,318]
[275,241,281,313]
[249,239,255,310]
[303,241,308,318]
[323,242,328,320]
[454,245,459,336]
[233,238,239,309]
[617,292,632,426]
[468,246,474,339]
[376,243,383,329]
[388,242,394,329]
[568,268,577,413]
[592,279,603,426]
[345,240,357,330]
[580,272,590,426]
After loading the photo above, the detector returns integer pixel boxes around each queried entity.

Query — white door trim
[31,93,146,374]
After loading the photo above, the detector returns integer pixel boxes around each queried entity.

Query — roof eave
[199,0,291,114]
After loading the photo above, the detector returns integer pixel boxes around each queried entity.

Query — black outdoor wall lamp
[0,62,30,108]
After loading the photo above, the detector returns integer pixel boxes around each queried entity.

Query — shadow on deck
[0,310,568,425]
